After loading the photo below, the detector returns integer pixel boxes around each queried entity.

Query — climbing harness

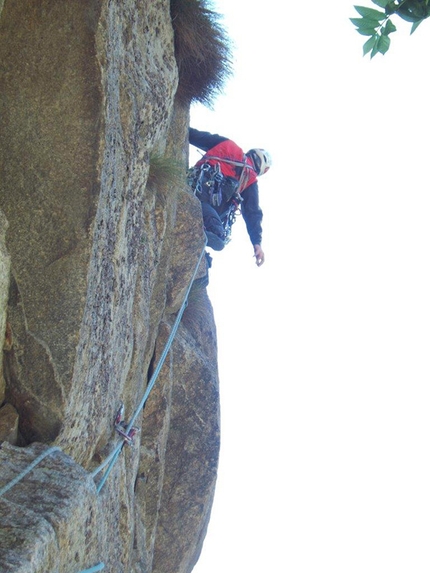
[188,162,224,207]
[188,157,248,243]
[197,154,255,195]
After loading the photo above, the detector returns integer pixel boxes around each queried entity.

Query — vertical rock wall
[0,1,220,571]
[1,0,104,444]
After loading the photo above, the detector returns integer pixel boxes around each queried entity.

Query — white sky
[190,1,430,572]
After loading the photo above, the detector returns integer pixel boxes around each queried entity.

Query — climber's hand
[253,244,265,267]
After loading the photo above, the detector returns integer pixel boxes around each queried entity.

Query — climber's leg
[201,202,225,251]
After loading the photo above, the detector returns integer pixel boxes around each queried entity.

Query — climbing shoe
[205,251,213,268]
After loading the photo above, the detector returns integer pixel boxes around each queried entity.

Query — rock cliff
[0,1,220,572]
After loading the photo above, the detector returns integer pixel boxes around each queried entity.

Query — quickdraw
[114,403,140,446]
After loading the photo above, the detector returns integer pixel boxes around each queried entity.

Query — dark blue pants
[201,201,225,239]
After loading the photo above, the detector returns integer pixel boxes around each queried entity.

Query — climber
[188,127,271,267]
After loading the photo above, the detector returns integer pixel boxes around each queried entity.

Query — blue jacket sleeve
[189,128,227,152]
[241,182,263,246]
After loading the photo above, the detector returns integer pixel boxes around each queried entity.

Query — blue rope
[0,446,61,497]
[78,564,104,573]
[89,443,121,479]
[95,242,207,492]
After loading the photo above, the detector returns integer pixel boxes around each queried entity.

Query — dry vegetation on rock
[170,0,233,106]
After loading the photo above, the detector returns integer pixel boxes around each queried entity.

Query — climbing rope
[93,240,208,492]
[0,446,60,497]
[0,240,208,570]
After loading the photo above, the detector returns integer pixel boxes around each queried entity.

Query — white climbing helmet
[246,148,272,176]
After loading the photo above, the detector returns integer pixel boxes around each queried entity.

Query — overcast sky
[190,2,430,572]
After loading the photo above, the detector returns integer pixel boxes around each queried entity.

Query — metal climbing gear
[188,162,224,207]
[221,193,243,245]
[114,403,140,446]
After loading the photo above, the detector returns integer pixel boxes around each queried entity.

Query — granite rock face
[0,443,102,573]
[0,1,219,571]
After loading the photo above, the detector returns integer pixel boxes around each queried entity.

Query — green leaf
[397,12,420,22]
[350,17,378,35]
[356,26,379,35]
[383,18,397,34]
[354,5,386,19]
[363,35,377,55]
[377,33,391,54]
[410,19,424,33]
[350,17,374,27]
[371,0,391,7]
[369,32,391,58]
[384,20,397,32]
